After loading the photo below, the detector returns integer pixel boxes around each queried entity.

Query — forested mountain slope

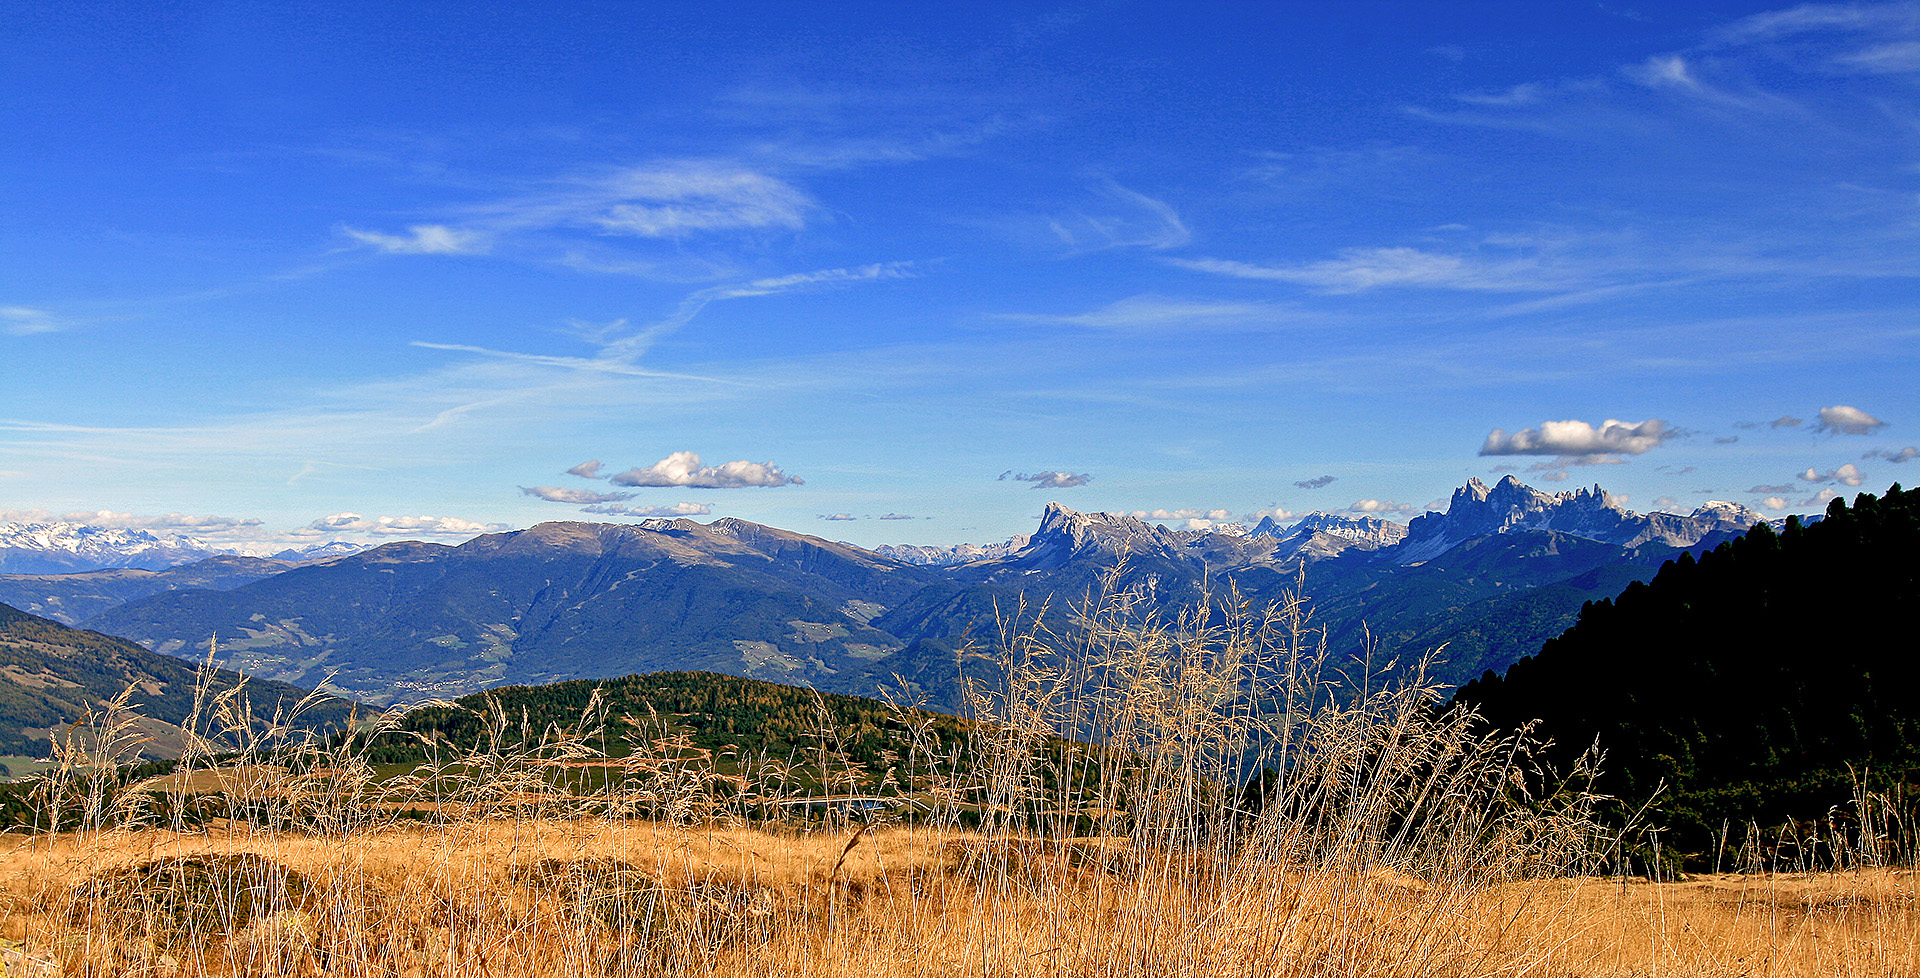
[1453,485,1920,866]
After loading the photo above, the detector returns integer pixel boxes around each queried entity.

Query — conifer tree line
[1453,484,1920,868]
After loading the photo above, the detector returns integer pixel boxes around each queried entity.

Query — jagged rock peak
[1396,477,1759,563]
[1013,503,1185,569]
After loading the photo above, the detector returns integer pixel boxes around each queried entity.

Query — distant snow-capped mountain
[1249,512,1410,563]
[0,521,225,574]
[871,535,1032,566]
[1392,476,1762,564]
[269,541,369,562]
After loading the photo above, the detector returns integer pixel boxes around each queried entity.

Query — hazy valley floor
[2,821,1915,977]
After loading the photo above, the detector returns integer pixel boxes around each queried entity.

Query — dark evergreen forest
[1453,485,1920,868]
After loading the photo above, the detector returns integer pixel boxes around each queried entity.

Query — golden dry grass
[2,821,1915,977]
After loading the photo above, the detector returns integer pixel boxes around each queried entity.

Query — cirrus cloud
[343,224,489,255]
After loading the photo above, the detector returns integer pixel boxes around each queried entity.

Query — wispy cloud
[1039,180,1190,253]
[343,224,489,255]
[1,307,62,336]
[819,513,856,521]
[566,460,605,479]
[996,295,1300,331]
[1865,446,1918,463]
[1169,247,1571,293]
[1293,475,1336,489]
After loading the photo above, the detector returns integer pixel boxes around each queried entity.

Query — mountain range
[2,477,1765,709]
[0,521,363,576]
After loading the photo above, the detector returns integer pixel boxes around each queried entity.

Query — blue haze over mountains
[0,478,1764,708]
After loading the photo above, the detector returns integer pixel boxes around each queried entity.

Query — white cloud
[579,502,710,517]
[819,513,856,521]
[1,306,61,336]
[1816,404,1887,435]
[1798,462,1864,486]
[520,485,635,505]
[999,470,1092,489]
[343,224,489,255]
[1169,247,1567,293]
[609,451,802,488]
[566,460,605,479]
[1865,446,1918,464]
[1762,496,1790,511]
[308,513,509,537]
[1244,507,1298,524]
[1480,418,1672,457]
[1349,499,1414,514]
[878,513,914,520]
[1801,488,1841,507]
[1130,508,1234,521]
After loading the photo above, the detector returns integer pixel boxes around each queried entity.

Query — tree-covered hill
[1452,485,1920,867]
[359,670,981,797]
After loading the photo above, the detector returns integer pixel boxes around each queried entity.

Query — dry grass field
[2,585,1914,976]
[0,821,1915,977]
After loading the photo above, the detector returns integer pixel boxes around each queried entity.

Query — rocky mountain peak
[1014,503,1185,569]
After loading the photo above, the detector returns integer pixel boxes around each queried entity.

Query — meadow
[1,584,1914,976]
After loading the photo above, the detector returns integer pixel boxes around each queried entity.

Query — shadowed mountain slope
[0,602,355,759]
[1452,484,1920,867]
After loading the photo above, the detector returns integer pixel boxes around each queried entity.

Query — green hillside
[1453,485,1920,868]
[0,602,357,760]
[357,670,998,804]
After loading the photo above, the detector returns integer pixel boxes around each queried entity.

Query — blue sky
[4,1,1918,551]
